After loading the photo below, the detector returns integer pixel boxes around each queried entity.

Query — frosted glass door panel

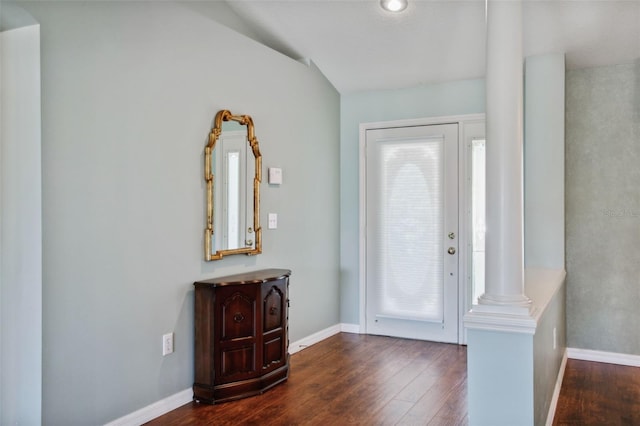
[365,124,458,343]
[471,139,486,304]
[370,138,444,321]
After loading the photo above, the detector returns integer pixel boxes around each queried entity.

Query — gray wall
[566,62,640,355]
[533,281,566,425]
[526,53,566,426]
[0,23,42,425]
[524,53,565,270]
[467,330,534,425]
[339,80,486,324]
[19,1,340,424]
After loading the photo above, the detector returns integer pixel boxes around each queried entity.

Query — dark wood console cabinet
[193,269,291,404]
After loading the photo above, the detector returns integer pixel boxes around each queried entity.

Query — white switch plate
[268,213,278,229]
[268,167,283,185]
[162,333,174,356]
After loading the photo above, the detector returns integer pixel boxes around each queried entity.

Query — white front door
[364,123,459,343]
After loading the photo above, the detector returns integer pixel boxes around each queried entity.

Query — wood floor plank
[364,399,416,425]
[396,363,466,425]
[394,344,461,404]
[294,338,422,424]
[427,379,468,426]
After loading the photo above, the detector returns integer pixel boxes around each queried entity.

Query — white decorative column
[464,3,570,426]
[477,0,531,310]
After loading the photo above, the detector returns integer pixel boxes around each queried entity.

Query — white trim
[567,347,640,367]
[288,324,342,355]
[358,123,368,333]
[359,114,486,132]
[358,114,485,344]
[459,120,486,344]
[463,307,538,334]
[340,323,361,334]
[103,388,192,426]
[545,349,568,426]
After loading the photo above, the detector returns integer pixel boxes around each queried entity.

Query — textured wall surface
[566,63,640,355]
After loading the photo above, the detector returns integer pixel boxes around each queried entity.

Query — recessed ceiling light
[380,0,408,13]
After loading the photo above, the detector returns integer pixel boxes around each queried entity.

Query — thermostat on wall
[268,167,283,185]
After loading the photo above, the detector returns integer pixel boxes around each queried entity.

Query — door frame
[359,114,485,345]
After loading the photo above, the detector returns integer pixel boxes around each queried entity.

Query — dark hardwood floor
[146,333,640,425]
[146,333,468,425]
[553,359,640,426]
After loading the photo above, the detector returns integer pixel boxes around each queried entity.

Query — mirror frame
[204,110,262,261]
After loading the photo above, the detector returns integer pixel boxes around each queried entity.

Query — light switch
[268,213,278,229]
[268,167,283,185]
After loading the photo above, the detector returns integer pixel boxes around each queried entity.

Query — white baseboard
[289,324,341,354]
[545,349,568,426]
[107,324,358,425]
[340,322,361,334]
[104,388,192,426]
[567,347,640,367]
[288,323,361,354]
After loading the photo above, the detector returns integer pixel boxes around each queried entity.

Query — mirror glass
[205,110,262,260]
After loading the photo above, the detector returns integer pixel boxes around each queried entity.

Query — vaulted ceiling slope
[224,0,640,94]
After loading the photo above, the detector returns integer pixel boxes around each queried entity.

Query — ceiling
[224,0,640,93]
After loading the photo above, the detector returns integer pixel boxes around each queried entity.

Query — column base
[478,292,532,308]
[464,301,537,334]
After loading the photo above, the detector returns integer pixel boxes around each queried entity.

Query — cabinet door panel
[263,284,284,332]
[263,336,283,368]
[221,344,256,377]
[220,290,256,340]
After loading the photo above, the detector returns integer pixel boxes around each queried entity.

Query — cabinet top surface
[194,268,291,287]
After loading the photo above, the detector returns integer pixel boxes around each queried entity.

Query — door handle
[447,247,456,255]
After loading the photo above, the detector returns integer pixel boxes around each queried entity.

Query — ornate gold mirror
[205,110,262,260]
